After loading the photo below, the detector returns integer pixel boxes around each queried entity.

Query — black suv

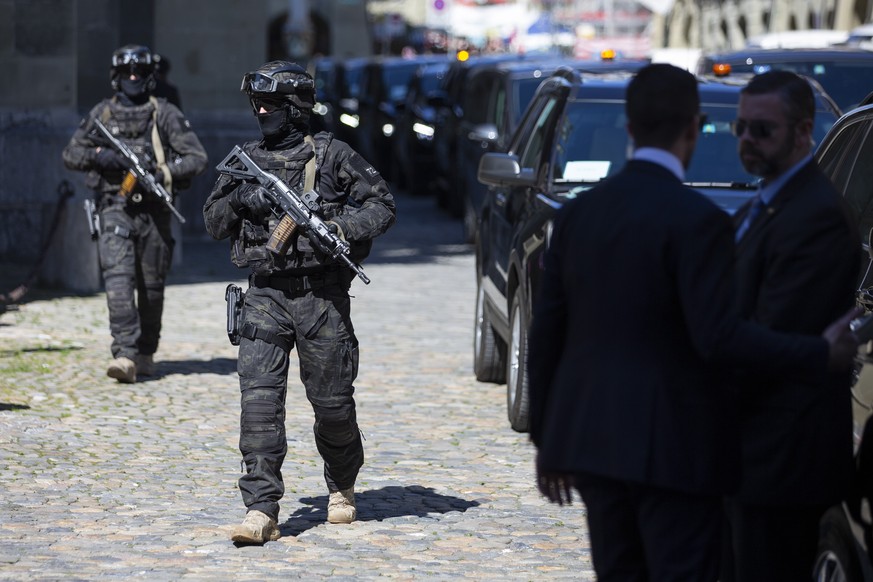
[392,60,451,197]
[698,47,873,112]
[474,69,841,432]
[454,58,574,242]
[355,55,446,186]
[812,102,873,581]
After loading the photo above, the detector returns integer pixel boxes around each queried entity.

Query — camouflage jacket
[203,131,396,275]
[62,96,208,202]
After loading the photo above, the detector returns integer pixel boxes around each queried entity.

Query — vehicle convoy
[474,68,840,433]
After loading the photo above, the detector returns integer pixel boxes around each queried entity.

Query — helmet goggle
[112,51,152,68]
[112,50,153,77]
[241,72,315,95]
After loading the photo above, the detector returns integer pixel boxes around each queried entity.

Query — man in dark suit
[527,64,859,581]
[722,71,860,582]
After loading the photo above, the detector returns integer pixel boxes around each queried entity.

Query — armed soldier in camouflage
[62,44,208,384]
[204,61,395,544]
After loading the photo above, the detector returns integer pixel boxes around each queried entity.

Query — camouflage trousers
[97,203,174,360]
[237,282,362,522]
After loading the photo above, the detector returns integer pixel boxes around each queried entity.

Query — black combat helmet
[240,61,315,115]
[110,44,156,93]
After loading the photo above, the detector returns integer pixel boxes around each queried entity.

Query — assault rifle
[216,146,370,285]
[91,118,186,224]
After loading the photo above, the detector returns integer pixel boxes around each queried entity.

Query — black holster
[225,283,244,346]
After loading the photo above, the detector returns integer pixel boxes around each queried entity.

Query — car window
[553,100,627,183]
[490,81,506,128]
[465,71,495,125]
[513,77,546,125]
[342,66,363,99]
[840,122,873,241]
[819,120,866,194]
[519,97,560,170]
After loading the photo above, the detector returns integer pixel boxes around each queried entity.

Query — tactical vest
[86,98,157,195]
[87,97,187,198]
[230,132,371,275]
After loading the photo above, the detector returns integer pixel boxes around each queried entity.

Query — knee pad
[313,403,358,448]
[240,388,286,454]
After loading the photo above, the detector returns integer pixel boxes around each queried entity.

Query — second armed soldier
[62,44,208,383]
[204,61,396,544]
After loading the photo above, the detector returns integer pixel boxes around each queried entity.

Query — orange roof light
[712,63,732,76]
[600,49,616,60]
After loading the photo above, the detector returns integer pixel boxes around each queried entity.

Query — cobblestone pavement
[0,193,593,581]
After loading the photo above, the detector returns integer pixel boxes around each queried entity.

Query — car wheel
[507,292,530,433]
[474,278,506,383]
[813,506,863,582]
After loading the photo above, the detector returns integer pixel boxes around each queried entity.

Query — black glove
[93,148,128,171]
[230,183,274,220]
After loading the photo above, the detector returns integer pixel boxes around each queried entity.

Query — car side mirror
[478,152,536,187]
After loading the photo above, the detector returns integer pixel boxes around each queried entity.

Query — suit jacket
[528,160,829,497]
[732,159,859,506]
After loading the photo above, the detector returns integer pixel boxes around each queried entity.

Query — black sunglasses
[730,119,782,139]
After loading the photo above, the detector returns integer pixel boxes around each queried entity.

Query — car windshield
[552,101,755,185]
[420,67,448,94]
[552,99,836,186]
[384,64,420,103]
[342,66,363,99]
[725,59,873,111]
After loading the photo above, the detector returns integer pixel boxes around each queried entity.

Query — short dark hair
[741,70,815,123]
[626,63,699,148]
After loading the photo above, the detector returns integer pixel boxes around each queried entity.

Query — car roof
[703,46,873,63]
[555,70,838,112]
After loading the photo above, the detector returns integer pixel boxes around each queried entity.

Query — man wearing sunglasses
[723,71,860,581]
[204,61,395,544]
[62,44,207,384]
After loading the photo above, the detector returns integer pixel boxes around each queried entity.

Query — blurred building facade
[0,0,369,292]
[1,0,872,293]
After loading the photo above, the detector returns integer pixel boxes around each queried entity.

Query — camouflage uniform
[63,96,208,362]
[204,132,395,523]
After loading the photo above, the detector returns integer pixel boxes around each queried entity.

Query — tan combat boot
[231,510,280,544]
[106,357,136,383]
[135,354,155,376]
[327,487,357,524]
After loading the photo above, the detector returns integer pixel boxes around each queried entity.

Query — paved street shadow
[137,357,237,380]
[278,484,480,537]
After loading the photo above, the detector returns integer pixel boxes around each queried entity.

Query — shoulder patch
[349,153,382,186]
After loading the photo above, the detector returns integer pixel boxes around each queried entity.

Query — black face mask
[121,77,148,98]
[257,109,288,137]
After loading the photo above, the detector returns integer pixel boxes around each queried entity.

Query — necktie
[735,194,766,242]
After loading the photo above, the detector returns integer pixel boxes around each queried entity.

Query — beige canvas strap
[304,135,316,192]
[149,96,173,192]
